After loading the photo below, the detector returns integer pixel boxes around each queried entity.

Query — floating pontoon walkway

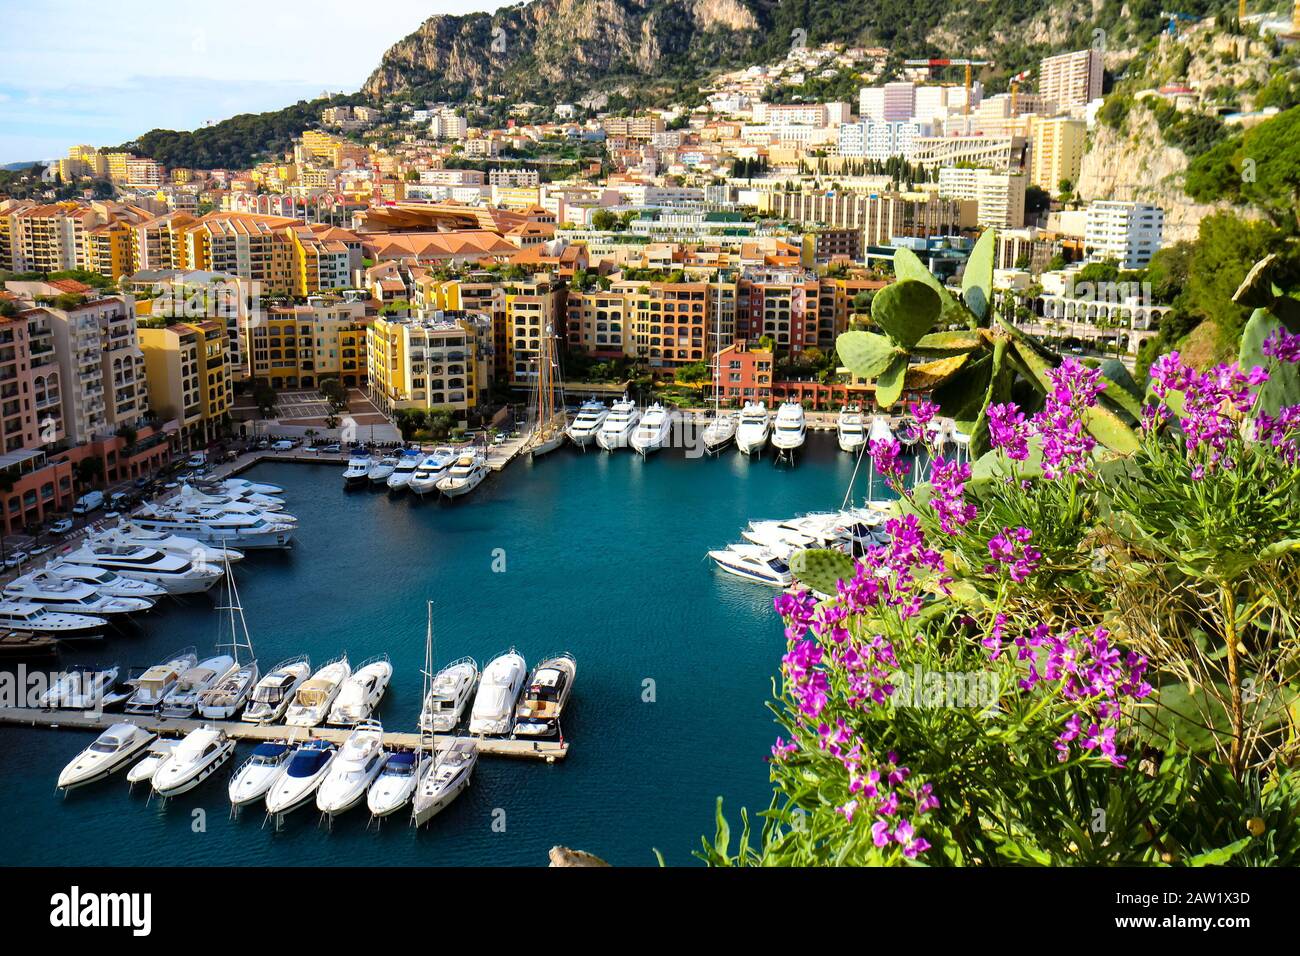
[0,707,568,761]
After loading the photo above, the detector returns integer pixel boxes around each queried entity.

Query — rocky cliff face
[363,0,764,101]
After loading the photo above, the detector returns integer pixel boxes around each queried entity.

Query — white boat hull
[152,740,235,798]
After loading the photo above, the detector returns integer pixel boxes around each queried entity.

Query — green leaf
[1083,401,1140,455]
[1240,306,1300,416]
[968,338,1010,457]
[932,355,994,422]
[1231,253,1277,309]
[874,353,908,408]
[892,246,971,328]
[1259,538,1300,562]
[789,548,856,597]
[835,330,898,379]
[961,227,996,322]
[713,796,731,861]
[1186,838,1252,867]
[1100,358,1144,404]
[871,279,941,348]
[915,330,982,352]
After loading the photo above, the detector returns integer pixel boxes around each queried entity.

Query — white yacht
[386,453,422,491]
[514,654,576,737]
[411,738,477,827]
[869,414,896,448]
[124,647,198,715]
[408,448,455,496]
[629,403,674,456]
[60,543,223,594]
[126,739,178,788]
[735,402,772,456]
[0,601,104,637]
[127,506,295,550]
[566,400,609,447]
[436,451,489,498]
[702,411,738,454]
[228,742,292,809]
[326,655,392,726]
[837,405,867,453]
[41,562,168,601]
[342,456,372,487]
[419,658,479,733]
[368,456,398,485]
[57,723,155,790]
[771,402,807,455]
[595,396,639,451]
[316,719,388,818]
[366,750,424,819]
[4,572,154,617]
[217,478,284,496]
[241,655,312,724]
[468,649,527,736]
[158,654,235,718]
[39,665,121,710]
[169,484,285,512]
[284,655,351,728]
[88,525,245,566]
[152,725,236,798]
[707,544,793,587]
[265,740,337,818]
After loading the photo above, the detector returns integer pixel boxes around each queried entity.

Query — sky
[0,0,509,165]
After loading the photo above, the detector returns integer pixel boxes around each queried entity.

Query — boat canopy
[286,748,332,777]
[252,742,289,758]
[386,751,417,768]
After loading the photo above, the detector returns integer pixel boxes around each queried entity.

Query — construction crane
[1159,9,1199,35]
[902,58,992,116]
[1009,69,1032,115]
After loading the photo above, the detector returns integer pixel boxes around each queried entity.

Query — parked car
[50,518,74,535]
[271,439,295,451]
[4,551,28,568]
[30,544,50,556]
[321,443,341,453]
[72,491,104,515]
[187,451,207,468]
[133,477,150,489]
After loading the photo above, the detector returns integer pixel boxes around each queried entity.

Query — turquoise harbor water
[0,435,885,867]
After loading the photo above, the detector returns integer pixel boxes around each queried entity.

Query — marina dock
[0,707,569,762]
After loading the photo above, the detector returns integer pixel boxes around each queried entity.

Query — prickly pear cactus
[789,548,856,597]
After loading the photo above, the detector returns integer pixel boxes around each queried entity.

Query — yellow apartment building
[138,320,230,451]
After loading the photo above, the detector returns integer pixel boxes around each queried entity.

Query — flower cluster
[985,526,1041,583]
[869,437,907,485]
[820,720,935,858]
[986,358,1105,479]
[1256,405,1300,465]
[1150,351,1268,476]
[996,622,1151,767]
[1263,327,1300,365]
[928,458,977,534]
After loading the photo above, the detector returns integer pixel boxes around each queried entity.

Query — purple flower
[869,437,907,485]
[912,400,939,427]
[986,526,1041,583]
[1032,358,1103,479]
[1263,327,1300,364]
[987,402,1028,461]
[929,457,977,534]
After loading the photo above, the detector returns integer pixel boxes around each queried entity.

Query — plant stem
[1221,582,1245,780]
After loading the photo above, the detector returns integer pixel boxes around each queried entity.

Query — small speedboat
[707,544,793,587]
[468,649,527,736]
[326,656,392,726]
[228,742,292,808]
[196,658,260,721]
[368,456,398,485]
[436,452,489,498]
[411,738,477,827]
[566,400,608,447]
[367,750,425,819]
[701,412,737,454]
[241,655,311,724]
[39,665,121,710]
[386,452,422,491]
[629,403,673,456]
[316,720,388,818]
[771,402,807,455]
[284,655,350,727]
[514,654,577,737]
[735,402,771,456]
[126,739,178,788]
[419,657,478,733]
[151,725,235,798]
[342,456,372,487]
[408,448,455,496]
[158,654,235,719]
[265,740,337,818]
[57,723,156,790]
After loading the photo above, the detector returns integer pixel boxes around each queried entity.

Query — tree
[673,361,710,385]
[319,377,348,411]
[252,379,277,417]
[74,457,103,491]
[590,209,618,231]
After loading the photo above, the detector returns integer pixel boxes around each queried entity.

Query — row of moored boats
[344,446,490,498]
[707,506,893,587]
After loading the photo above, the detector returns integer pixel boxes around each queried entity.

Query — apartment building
[838,121,932,161]
[242,298,369,390]
[759,190,977,245]
[601,116,666,141]
[366,311,486,415]
[139,320,230,451]
[503,275,565,387]
[860,82,916,122]
[1039,49,1104,110]
[180,212,297,296]
[737,270,821,355]
[937,167,1027,228]
[1084,201,1165,269]
[711,340,773,407]
[910,135,1028,172]
[1028,116,1087,194]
